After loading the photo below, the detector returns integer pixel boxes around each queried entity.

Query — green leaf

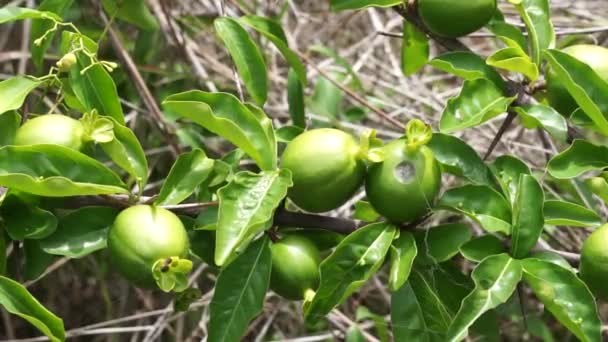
[353,201,381,222]
[1,195,57,240]
[305,222,396,322]
[101,0,158,30]
[208,237,271,342]
[401,20,429,76]
[438,185,511,234]
[415,223,472,264]
[392,282,445,342]
[239,15,306,86]
[543,200,601,227]
[491,155,531,205]
[0,6,60,24]
[543,49,608,136]
[23,240,55,280]
[427,133,494,186]
[163,90,277,171]
[388,231,417,292]
[330,0,401,10]
[513,104,568,142]
[522,258,601,342]
[287,68,306,128]
[100,118,148,190]
[0,225,6,275]
[0,76,41,115]
[0,111,21,146]
[439,78,516,133]
[459,235,505,262]
[511,0,555,65]
[155,149,214,206]
[446,254,522,342]
[511,174,545,259]
[0,275,65,342]
[214,17,267,105]
[429,52,506,90]
[214,169,292,266]
[487,36,539,81]
[30,0,73,69]
[0,145,127,197]
[275,125,304,143]
[309,73,344,118]
[174,287,202,312]
[548,140,608,179]
[40,206,119,258]
[486,11,527,52]
[530,251,574,272]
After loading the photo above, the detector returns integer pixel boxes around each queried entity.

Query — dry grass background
[1,0,608,341]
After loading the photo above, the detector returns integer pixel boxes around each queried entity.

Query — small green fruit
[281,129,366,212]
[107,205,190,288]
[56,52,77,72]
[418,0,497,38]
[270,235,321,300]
[365,139,441,223]
[15,114,84,151]
[580,224,608,300]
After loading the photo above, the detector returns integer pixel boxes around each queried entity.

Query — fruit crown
[152,256,193,293]
[405,119,433,151]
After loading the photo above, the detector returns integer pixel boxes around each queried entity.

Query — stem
[483,111,517,161]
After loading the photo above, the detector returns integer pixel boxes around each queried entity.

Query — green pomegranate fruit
[546,45,608,116]
[365,139,441,223]
[418,0,497,38]
[580,224,608,300]
[107,205,190,288]
[281,128,366,213]
[270,235,321,300]
[14,114,84,151]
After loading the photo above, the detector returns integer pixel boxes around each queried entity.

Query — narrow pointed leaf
[511,174,545,259]
[0,76,41,115]
[215,169,292,266]
[155,149,214,206]
[163,90,277,171]
[543,200,601,227]
[214,17,267,105]
[446,254,522,342]
[512,0,555,65]
[305,222,396,322]
[208,237,272,342]
[548,140,608,179]
[438,185,511,234]
[522,258,601,342]
[287,69,306,128]
[439,78,516,133]
[330,0,401,10]
[388,231,417,292]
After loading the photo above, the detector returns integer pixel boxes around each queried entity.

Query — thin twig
[483,111,517,161]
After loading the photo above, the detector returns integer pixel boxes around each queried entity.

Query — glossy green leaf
[486,12,527,52]
[0,111,21,146]
[102,0,158,30]
[438,185,511,234]
[511,175,545,259]
[548,140,608,179]
[40,206,119,258]
[543,49,608,136]
[23,240,55,280]
[491,155,531,205]
[513,104,568,142]
[1,195,57,240]
[459,235,505,262]
[0,145,127,197]
[388,231,417,292]
[401,20,429,76]
[100,118,148,190]
[446,254,522,342]
[439,78,516,133]
[512,0,555,65]
[429,52,506,90]
[392,282,444,342]
[215,169,292,266]
[208,237,271,342]
[0,275,64,342]
[353,201,381,222]
[529,251,574,272]
[214,17,267,105]
[305,222,396,322]
[239,15,306,86]
[543,200,600,227]
[522,258,601,342]
[427,133,494,185]
[487,36,538,81]
[155,149,214,206]
[163,90,277,171]
[330,0,401,10]
[287,68,306,128]
[0,6,60,24]
[0,76,41,115]
[415,223,472,264]
[31,0,73,69]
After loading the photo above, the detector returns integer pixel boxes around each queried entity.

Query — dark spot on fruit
[393,161,416,184]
